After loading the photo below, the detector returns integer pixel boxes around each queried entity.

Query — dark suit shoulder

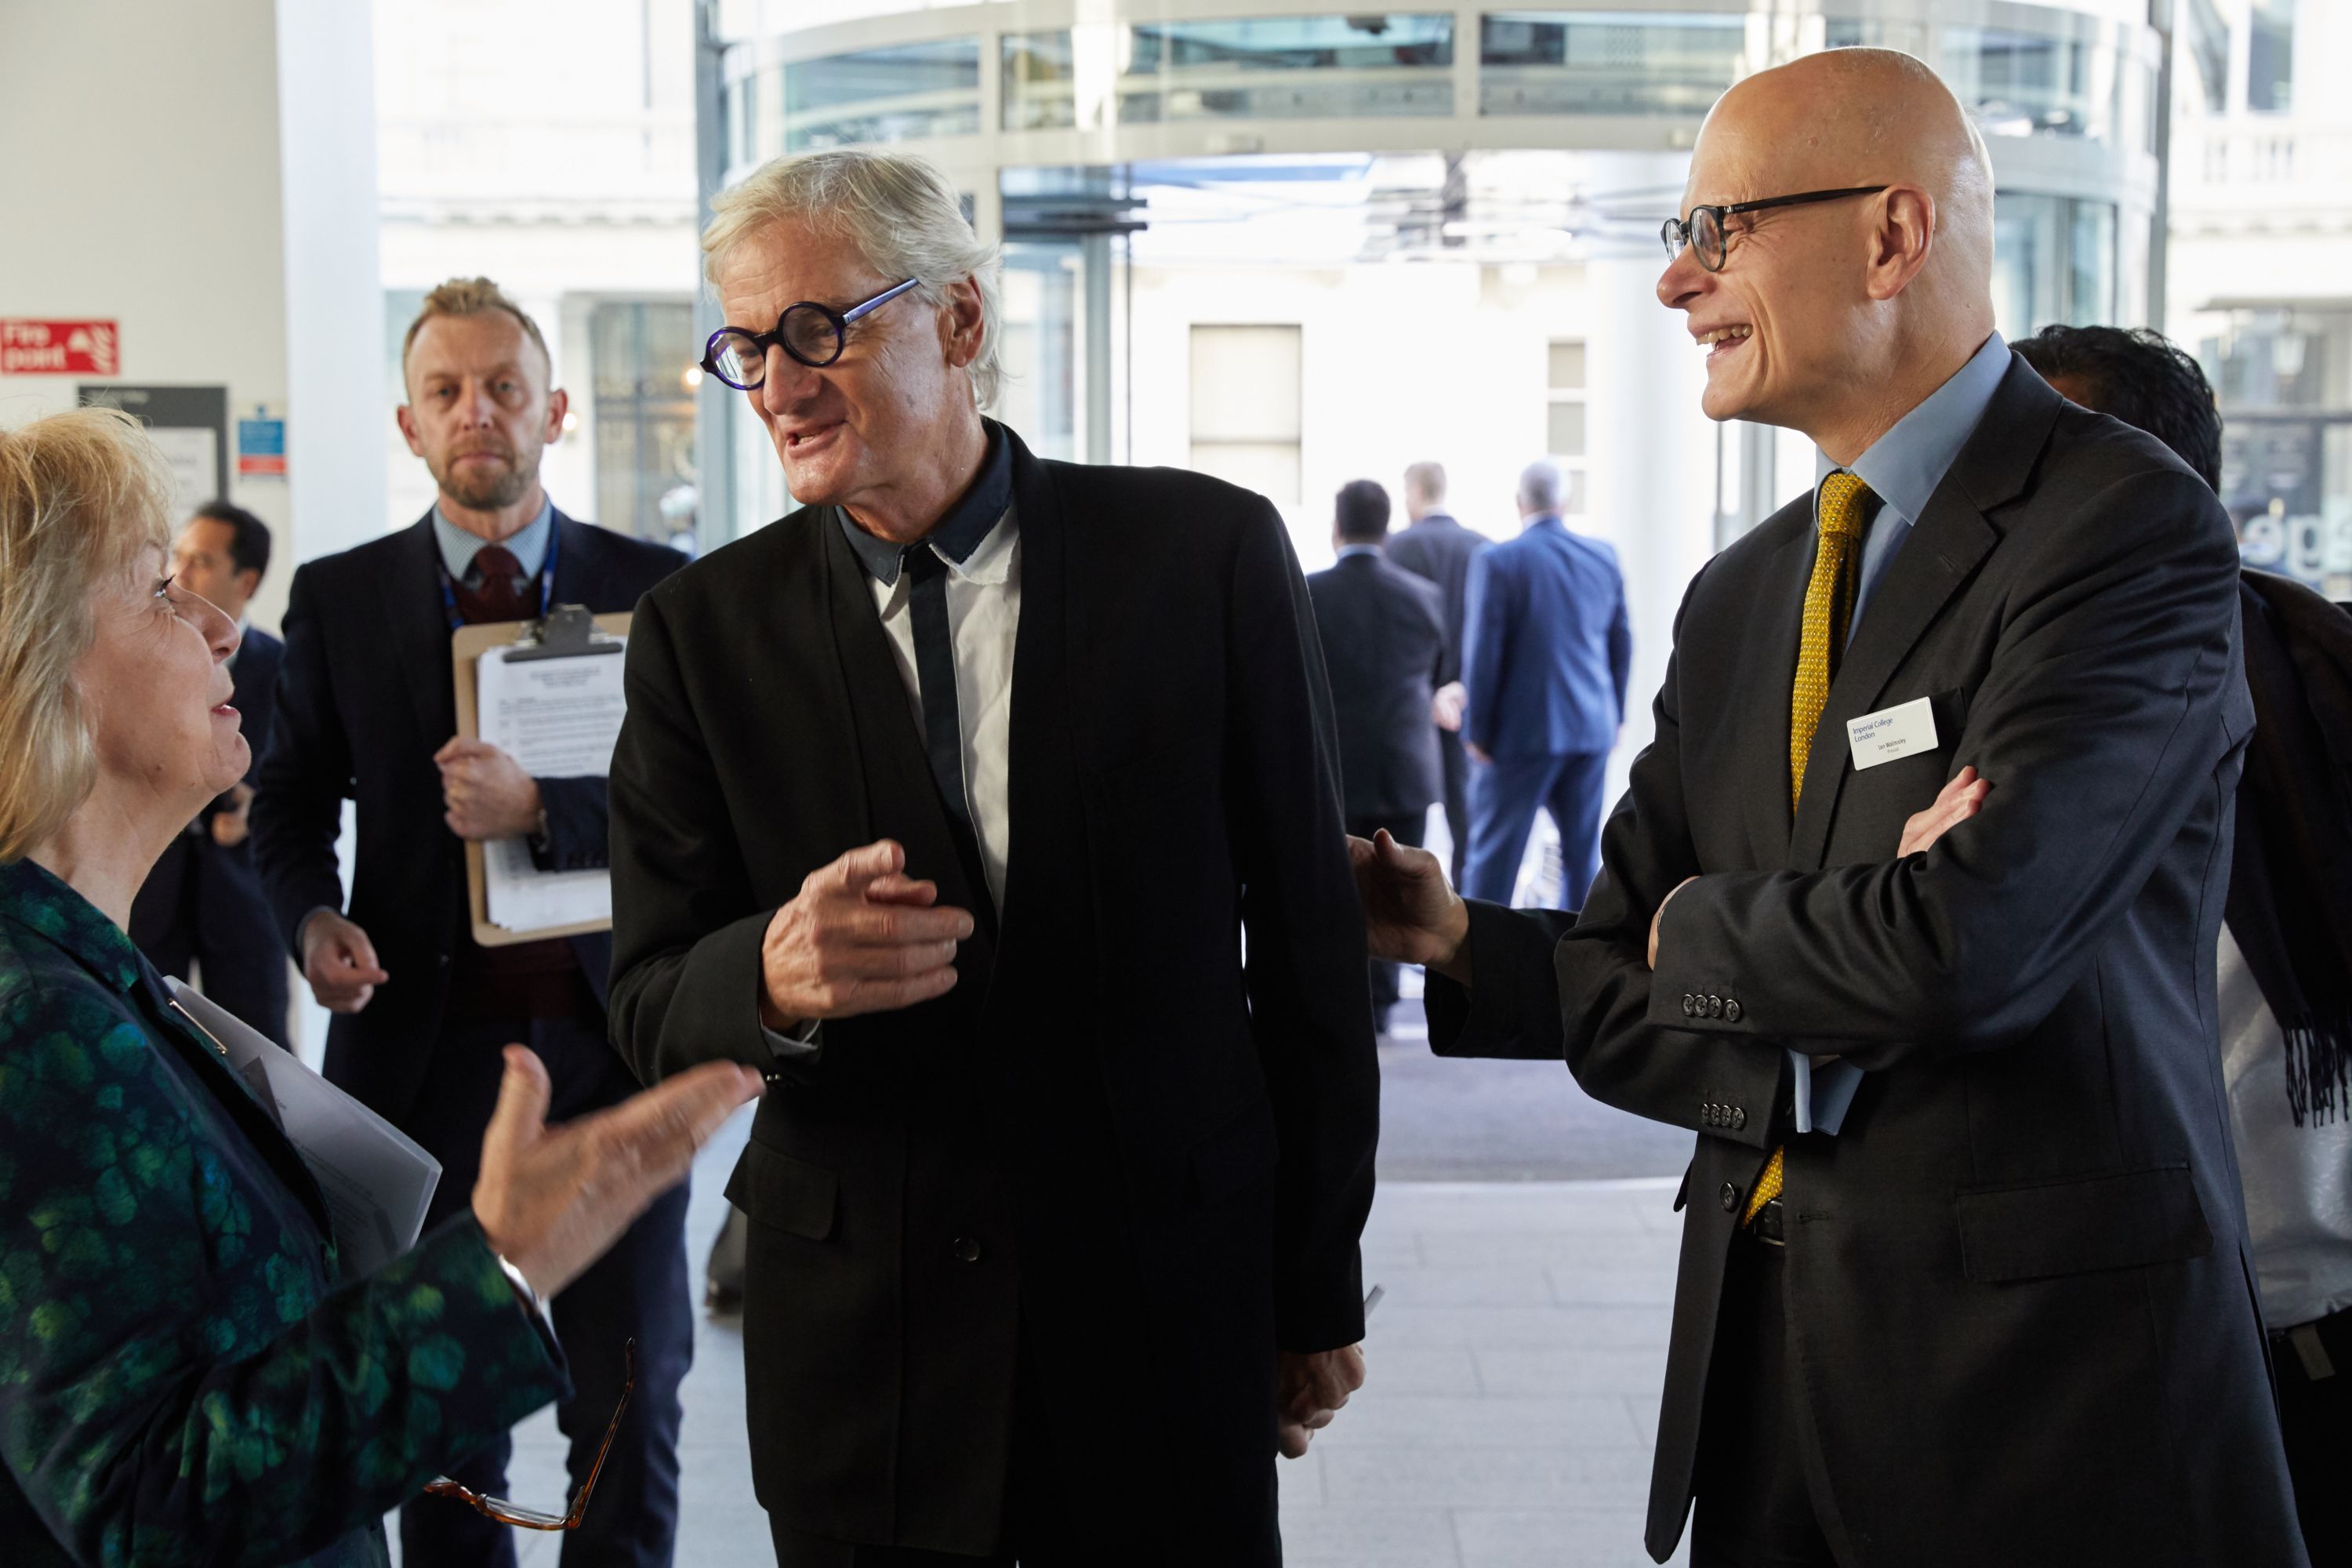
[295,519,428,589]
[640,505,826,617]
[558,514,688,597]
[1044,458,1276,540]
[240,626,285,660]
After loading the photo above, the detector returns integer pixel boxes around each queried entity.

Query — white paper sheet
[167,980,441,1277]
[474,641,626,934]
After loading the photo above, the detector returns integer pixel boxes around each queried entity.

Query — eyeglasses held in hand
[701,278,921,390]
[1661,187,1889,273]
[424,1340,633,1530]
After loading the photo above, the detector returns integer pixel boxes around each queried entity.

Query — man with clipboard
[251,279,691,1568]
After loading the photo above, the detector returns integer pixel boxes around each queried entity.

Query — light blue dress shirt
[1793,332,2011,1135]
[432,497,554,583]
[1335,543,1382,561]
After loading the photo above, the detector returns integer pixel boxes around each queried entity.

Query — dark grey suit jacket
[1429,358,2304,1566]
[1307,551,1449,820]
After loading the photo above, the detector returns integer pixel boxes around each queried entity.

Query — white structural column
[1584,153,1716,807]
[277,0,387,567]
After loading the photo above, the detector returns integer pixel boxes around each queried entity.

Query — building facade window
[1544,338,1588,514]
[1480,13,1745,118]
[590,300,699,542]
[1189,324,1301,506]
[1991,193,2117,338]
[779,38,981,152]
[1121,15,1454,123]
[2246,0,2294,113]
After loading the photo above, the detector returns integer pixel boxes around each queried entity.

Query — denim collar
[836,420,1012,589]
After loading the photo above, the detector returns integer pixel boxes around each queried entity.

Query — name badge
[1846,696,1937,771]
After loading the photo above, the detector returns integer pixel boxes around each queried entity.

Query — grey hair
[1517,459,1564,514]
[1403,460,1446,506]
[702,148,1004,410]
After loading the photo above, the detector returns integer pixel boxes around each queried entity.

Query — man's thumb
[484,1046,552,1157]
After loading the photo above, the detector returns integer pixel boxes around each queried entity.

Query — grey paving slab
[1327,1393,1642,1450]
[1282,1505,1466,1565]
[1475,1345,1672,1399]
[1453,1507,1690,1568]
[1321,1445,1654,1510]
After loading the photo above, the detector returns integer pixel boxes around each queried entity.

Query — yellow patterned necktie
[1744,470,1875,1228]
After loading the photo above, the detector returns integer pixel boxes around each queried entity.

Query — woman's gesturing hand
[472,1047,765,1300]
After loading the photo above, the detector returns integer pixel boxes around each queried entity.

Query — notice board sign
[2,318,119,376]
[238,416,287,477]
[79,384,228,518]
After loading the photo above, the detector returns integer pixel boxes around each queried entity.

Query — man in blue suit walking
[1459,459,1630,908]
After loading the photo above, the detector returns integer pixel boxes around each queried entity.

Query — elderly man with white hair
[1454,457,1632,909]
[604,149,1378,1566]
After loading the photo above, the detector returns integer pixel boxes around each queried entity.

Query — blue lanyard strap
[438,519,561,633]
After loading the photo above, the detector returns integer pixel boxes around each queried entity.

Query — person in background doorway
[1385,460,1489,882]
[1457,459,1630,909]
[1307,477,1449,1035]
[129,499,290,1047]
[251,277,691,1568]
[2017,321,2352,1568]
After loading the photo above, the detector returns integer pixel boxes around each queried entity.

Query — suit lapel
[380,515,456,752]
[1788,356,2061,868]
[820,515,1000,982]
[989,430,1073,1022]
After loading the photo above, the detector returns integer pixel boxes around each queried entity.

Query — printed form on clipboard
[454,605,630,942]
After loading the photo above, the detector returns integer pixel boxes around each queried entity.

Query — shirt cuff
[763,1017,823,1060]
[1786,1051,1866,1136]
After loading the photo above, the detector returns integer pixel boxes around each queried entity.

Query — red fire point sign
[1,319,121,376]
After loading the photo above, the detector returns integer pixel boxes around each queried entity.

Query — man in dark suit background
[1458,459,1631,909]
[1385,460,1487,881]
[1308,477,1448,1034]
[1353,48,2304,1568]
[131,500,291,1047]
[251,278,691,1568]
[607,147,1378,1567]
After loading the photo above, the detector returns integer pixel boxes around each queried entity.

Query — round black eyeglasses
[1661,187,1889,273]
[701,278,921,390]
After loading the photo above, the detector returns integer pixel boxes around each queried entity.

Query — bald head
[1661,49,2000,462]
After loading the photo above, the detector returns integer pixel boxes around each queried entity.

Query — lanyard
[438,518,560,633]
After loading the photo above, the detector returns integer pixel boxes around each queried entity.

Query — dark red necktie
[452,544,533,624]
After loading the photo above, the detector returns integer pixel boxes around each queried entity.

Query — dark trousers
[1348,811,1428,1029]
[2276,1306,2352,1567]
[1690,1236,1839,1568]
[1462,750,1609,909]
[1437,727,1472,885]
[129,834,291,1049]
[397,1013,694,1568]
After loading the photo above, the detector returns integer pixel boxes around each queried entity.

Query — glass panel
[1479,13,1745,118]
[1944,26,2125,145]
[783,39,980,151]
[1120,15,1454,123]
[998,245,1081,460]
[2182,0,2230,112]
[2067,201,2114,325]
[1991,191,2058,341]
[1548,340,1585,390]
[1547,401,1586,457]
[590,301,700,542]
[1004,31,1076,131]
[2247,0,2293,113]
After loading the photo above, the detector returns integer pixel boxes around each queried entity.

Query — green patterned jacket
[0,856,568,1566]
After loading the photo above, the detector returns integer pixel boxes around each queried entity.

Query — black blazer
[1306,551,1448,819]
[606,427,1379,1559]
[222,626,284,807]
[1430,358,2304,1566]
[251,510,684,1126]
[1385,511,1487,659]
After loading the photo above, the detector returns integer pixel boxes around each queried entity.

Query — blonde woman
[0,408,760,1568]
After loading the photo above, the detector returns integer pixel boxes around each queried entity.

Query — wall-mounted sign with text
[2,318,120,376]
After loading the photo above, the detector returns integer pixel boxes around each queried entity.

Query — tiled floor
[419,1111,1692,1568]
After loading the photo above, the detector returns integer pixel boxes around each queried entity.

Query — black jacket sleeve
[1225,503,1381,1353]
[604,590,792,1087]
[1550,568,1788,1149]
[530,776,610,873]
[250,564,353,956]
[1648,470,2244,1069]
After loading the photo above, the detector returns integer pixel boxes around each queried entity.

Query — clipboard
[452,604,630,946]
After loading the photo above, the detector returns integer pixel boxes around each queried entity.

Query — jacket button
[1725,999,1743,1023]
[1707,995,1723,1018]
[1682,993,1697,1017]
[1719,1182,1740,1212]
[1731,1107,1748,1131]
[1700,1102,1715,1126]
[952,1236,982,1264]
